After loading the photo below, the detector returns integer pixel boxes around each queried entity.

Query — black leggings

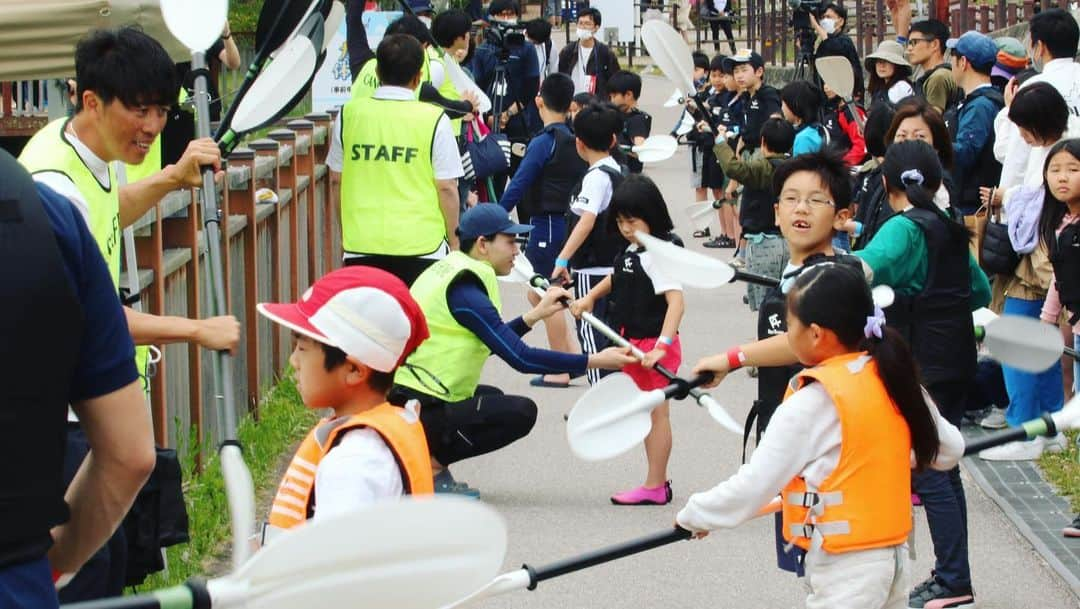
[709,18,737,54]
[389,384,538,467]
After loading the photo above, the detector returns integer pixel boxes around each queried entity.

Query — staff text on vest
[351,144,420,163]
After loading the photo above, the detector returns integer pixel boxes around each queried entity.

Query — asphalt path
[449,73,1078,608]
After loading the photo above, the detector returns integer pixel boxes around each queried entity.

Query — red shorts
[622,335,683,391]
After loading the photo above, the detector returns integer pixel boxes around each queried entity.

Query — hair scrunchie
[864,304,886,341]
[900,169,925,187]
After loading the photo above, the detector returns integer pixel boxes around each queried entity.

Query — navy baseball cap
[409,0,435,13]
[457,204,533,239]
[946,31,998,69]
[723,49,765,71]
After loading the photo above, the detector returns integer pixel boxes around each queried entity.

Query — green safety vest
[339,96,447,256]
[394,251,502,401]
[20,118,152,394]
[350,49,434,100]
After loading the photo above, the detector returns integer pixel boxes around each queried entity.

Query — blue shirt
[792,123,824,156]
[447,276,588,374]
[499,123,571,213]
[37,183,138,402]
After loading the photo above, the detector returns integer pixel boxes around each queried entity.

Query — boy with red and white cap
[257,267,435,540]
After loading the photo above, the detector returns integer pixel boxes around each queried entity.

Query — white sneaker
[1045,433,1068,454]
[978,407,1008,430]
[979,438,1045,461]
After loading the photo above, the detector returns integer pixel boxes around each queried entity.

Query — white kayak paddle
[64,498,507,609]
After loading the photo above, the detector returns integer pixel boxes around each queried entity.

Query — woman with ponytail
[678,263,963,608]
[853,139,988,609]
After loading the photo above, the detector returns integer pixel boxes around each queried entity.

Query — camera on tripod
[787,0,823,29]
[484,21,527,58]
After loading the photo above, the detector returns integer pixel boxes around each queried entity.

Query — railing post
[288,119,318,289]
[161,189,203,466]
[224,147,262,416]
[250,138,284,371]
[269,128,300,304]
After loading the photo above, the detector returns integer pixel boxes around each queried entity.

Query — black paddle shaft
[732,270,780,288]
[523,527,693,589]
[961,413,1058,455]
[528,274,692,388]
[61,579,210,609]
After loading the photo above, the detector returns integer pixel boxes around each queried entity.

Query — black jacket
[816,33,865,102]
[740,85,782,153]
[557,41,621,99]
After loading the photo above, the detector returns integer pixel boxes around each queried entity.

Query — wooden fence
[125,111,341,456]
[693,0,1057,65]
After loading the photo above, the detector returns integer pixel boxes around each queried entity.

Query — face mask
[820,18,836,34]
[495,17,518,25]
[419,15,432,28]
[577,28,594,41]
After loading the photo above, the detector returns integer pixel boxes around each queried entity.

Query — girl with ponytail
[677,263,963,608]
[852,139,989,607]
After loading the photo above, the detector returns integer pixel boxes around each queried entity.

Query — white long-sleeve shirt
[676,381,964,533]
[994,58,1080,191]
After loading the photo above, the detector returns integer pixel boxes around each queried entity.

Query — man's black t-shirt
[616,108,652,174]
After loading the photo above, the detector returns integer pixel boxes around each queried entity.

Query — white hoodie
[995,58,1080,192]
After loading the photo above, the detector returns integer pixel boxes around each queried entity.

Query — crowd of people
[6,1,1080,608]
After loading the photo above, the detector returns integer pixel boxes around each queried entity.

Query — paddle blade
[211,498,507,609]
[697,394,743,435]
[161,0,228,52]
[324,1,345,53]
[983,314,1065,373]
[675,111,696,136]
[871,285,895,309]
[635,231,736,288]
[229,35,319,134]
[1053,393,1080,432]
[221,444,256,570]
[663,89,685,108]
[685,200,717,231]
[566,373,663,461]
[815,56,854,101]
[632,135,678,163]
[499,254,535,283]
[296,9,327,57]
[445,52,493,114]
[640,20,695,92]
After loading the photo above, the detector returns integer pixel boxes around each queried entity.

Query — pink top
[1040,213,1080,334]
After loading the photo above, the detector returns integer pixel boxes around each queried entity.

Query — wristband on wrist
[657,335,674,347]
[555,258,569,269]
[726,346,746,371]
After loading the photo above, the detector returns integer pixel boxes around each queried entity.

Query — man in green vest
[388,204,635,497]
[333,33,464,286]
[18,27,239,602]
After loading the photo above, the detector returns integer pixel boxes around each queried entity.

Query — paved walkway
[448,73,1079,608]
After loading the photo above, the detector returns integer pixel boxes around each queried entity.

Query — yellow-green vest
[350,50,432,100]
[20,118,121,283]
[20,118,152,395]
[395,251,501,401]
[339,96,447,256]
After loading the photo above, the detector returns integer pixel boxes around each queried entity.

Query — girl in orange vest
[676,263,963,609]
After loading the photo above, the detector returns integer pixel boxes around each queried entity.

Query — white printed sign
[312,11,402,112]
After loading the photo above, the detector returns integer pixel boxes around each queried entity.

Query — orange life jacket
[780,352,912,554]
[268,402,433,530]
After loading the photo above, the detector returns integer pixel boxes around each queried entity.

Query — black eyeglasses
[906,37,932,47]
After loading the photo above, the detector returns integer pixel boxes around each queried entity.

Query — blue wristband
[657,335,674,347]
[555,258,569,269]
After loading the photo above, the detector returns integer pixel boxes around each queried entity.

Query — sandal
[692,227,711,238]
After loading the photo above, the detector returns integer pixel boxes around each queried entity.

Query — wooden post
[288,119,318,287]
[269,129,300,304]
[161,189,203,468]
[224,147,262,416]
[251,138,283,370]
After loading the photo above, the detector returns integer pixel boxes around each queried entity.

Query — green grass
[1040,430,1080,513]
[137,376,319,589]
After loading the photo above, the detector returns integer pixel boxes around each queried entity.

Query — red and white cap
[257,267,429,372]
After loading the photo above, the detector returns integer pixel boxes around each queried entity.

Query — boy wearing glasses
[701,117,794,311]
[908,20,959,114]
